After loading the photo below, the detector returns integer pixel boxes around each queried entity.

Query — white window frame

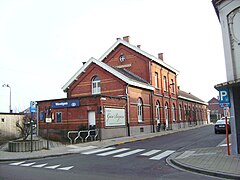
[137,98,143,122]
[172,103,176,122]
[155,72,159,88]
[156,101,160,121]
[165,103,169,128]
[92,76,101,94]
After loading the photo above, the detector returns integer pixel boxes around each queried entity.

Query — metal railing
[67,129,99,144]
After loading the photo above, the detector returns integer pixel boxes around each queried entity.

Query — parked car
[214,117,231,134]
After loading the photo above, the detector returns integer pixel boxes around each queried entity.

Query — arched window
[92,76,101,94]
[137,98,143,122]
[163,76,167,91]
[179,104,182,121]
[156,101,160,122]
[184,105,187,121]
[172,103,176,122]
[165,102,169,128]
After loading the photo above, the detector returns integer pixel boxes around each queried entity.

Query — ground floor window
[138,98,143,122]
[56,112,62,123]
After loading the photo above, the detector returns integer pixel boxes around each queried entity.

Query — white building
[212,0,240,155]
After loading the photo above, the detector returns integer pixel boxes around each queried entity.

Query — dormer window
[92,76,101,94]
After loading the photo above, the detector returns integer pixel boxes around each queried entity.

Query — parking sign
[219,89,231,108]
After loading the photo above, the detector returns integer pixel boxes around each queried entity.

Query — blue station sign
[52,100,80,109]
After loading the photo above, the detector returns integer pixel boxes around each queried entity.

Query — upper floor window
[171,79,175,94]
[137,98,143,122]
[163,76,167,91]
[92,76,101,94]
[154,72,159,88]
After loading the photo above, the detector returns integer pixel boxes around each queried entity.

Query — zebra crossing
[68,145,176,160]
[9,161,74,171]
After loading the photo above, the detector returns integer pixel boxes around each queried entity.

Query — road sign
[219,89,231,108]
[30,101,37,113]
[45,118,52,123]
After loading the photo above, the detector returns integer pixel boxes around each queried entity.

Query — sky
[0,0,226,113]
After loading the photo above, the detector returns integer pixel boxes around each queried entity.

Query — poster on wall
[105,108,126,127]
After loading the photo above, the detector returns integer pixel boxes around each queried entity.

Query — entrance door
[88,111,96,129]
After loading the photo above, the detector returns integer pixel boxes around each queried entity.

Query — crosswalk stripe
[32,163,48,168]
[44,164,61,169]
[149,150,175,160]
[140,150,161,156]
[9,161,26,166]
[68,145,98,152]
[81,147,115,155]
[97,148,130,156]
[113,149,145,158]
[20,162,36,167]
[57,166,74,171]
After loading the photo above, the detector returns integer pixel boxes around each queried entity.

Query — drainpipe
[126,85,130,136]
[151,91,155,133]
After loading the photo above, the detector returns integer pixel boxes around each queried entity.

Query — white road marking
[140,150,161,156]
[9,161,26,166]
[175,151,195,159]
[97,148,130,156]
[81,147,116,155]
[149,150,175,160]
[113,149,145,158]
[32,163,48,168]
[219,143,231,147]
[20,162,36,167]
[57,166,74,171]
[44,164,61,169]
[68,145,98,152]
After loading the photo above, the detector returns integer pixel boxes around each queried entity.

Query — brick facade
[37,36,208,141]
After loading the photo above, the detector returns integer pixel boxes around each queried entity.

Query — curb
[169,157,240,180]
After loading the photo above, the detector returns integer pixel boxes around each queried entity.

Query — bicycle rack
[67,131,79,144]
[67,129,99,144]
[85,129,99,141]
[77,130,89,143]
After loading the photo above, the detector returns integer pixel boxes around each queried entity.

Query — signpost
[218,89,231,155]
[30,101,37,152]
[45,106,52,150]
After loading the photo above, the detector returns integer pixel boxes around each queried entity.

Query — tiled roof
[113,67,150,85]
[178,90,207,105]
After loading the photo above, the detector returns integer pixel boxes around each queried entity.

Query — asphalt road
[0,125,226,180]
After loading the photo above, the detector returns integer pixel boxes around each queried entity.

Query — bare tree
[16,113,36,140]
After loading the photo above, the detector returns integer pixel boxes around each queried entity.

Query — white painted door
[88,111,96,128]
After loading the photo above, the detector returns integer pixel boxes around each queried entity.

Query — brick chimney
[123,36,130,43]
[158,53,164,60]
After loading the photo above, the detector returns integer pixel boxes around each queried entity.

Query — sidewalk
[168,146,240,179]
[1,124,239,179]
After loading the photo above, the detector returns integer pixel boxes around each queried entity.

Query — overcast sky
[0,0,226,112]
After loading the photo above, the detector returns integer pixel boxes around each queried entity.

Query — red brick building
[208,97,224,121]
[37,36,208,141]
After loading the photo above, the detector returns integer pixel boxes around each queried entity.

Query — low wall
[8,140,43,152]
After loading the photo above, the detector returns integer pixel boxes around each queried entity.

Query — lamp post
[2,84,12,113]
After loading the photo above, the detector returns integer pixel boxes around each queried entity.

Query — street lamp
[2,84,12,113]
